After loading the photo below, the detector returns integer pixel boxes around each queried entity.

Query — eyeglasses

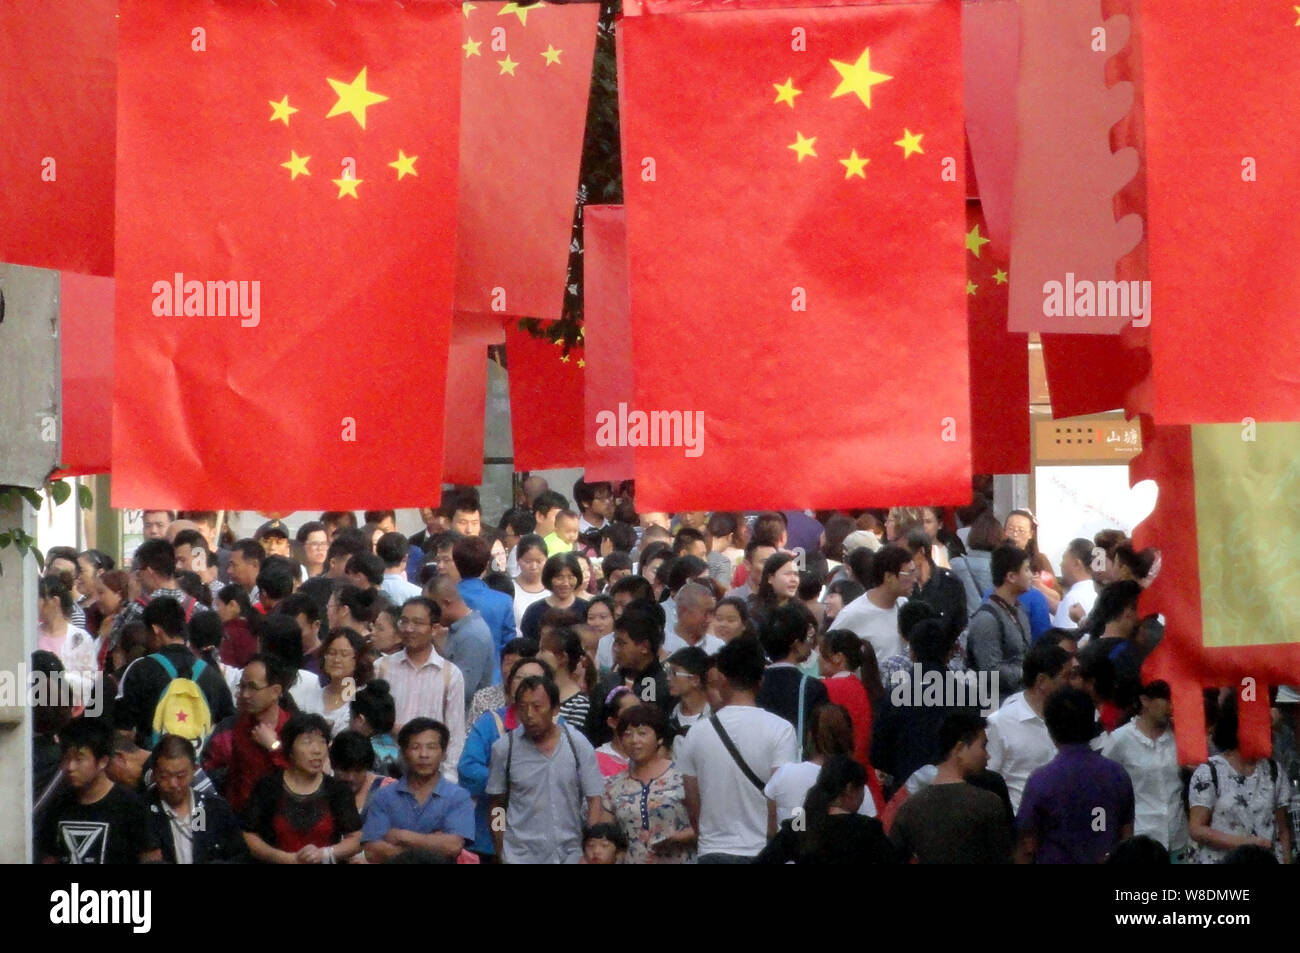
[399,617,432,628]
[667,667,697,679]
[897,568,917,578]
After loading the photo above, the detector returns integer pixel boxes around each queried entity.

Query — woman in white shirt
[764,703,877,822]
[512,535,551,627]
[321,628,371,738]
[36,578,98,707]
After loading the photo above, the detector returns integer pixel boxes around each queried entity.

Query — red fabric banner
[0,0,115,276]
[112,0,460,509]
[58,273,115,477]
[1142,0,1300,423]
[619,0,969,510]
[443,344,487,486]
[961,0,1019,259]
[505,321,585,472]
[966,202,1028,474]
[582,205,634,483]
[454,1,600,319]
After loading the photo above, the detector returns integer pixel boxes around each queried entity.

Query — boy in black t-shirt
[39,716,161,864]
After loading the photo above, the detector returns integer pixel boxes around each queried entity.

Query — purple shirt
[1016,744,1134,864]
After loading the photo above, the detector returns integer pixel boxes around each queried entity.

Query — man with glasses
[375,597,466,782]
[574,479,614,534]
[666,647,713,759]
[833,545,915,662]
[202,654,289,813]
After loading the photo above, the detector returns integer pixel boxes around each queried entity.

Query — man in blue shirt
[450,535,516,657]
[431,575,499,700]
[362,718,476,863]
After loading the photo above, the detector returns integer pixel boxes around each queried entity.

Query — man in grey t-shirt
[487,675,603,863]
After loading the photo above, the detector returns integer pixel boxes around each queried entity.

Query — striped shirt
[375,647,465,783]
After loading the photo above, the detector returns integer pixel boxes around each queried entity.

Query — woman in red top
[241,713,363,864]
[819,629,886,814]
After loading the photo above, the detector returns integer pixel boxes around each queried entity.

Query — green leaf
[50,480,72,506]
[0,532,10,548]
[20,487,42,510]
[77,484,94,509]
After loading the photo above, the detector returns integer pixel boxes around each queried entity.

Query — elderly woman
[600,704,695,864]
[519,552,588,642]
[321,628,372,738]
[241,713,363,864]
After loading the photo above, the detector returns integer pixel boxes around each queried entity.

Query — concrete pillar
[0,497,36,863]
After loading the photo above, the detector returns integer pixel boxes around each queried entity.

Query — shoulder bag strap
[796,674,808,761]
[709,713,766,793]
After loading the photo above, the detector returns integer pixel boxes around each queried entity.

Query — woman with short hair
[600,704,695,864]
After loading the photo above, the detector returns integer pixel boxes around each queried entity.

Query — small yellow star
[325,68,389,130]
[541,45,562,65]
[894,129,924,158]
[788,132,817,162]
[268,96,298,126]
[966,280,979,296]
[281,150,310,180]
[829,47,892,109]
[389,150,418,180]
[462,1,476,16]
[463,37,482,57]
[332,176,363,199]
[553,339,564,347]
[772,78,802,108]
[993,269,1008,285]
[559,354,570,363]
[965,224,990,258]
[839,149,869,180]
[499,2,538,26]
[577,358,586,368]
[498,55,519,76]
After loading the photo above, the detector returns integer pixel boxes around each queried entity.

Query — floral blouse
[601,765,694,864]
[1188,754,1293,863]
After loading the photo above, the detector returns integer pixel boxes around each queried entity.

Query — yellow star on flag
[772,78,802,108]
[993,269,1008,285]
[268,96,298,126]
[326,68,389,130]
[389,150,418,180]
[894,129,924,159]
[463,37,482,57]
[1294,5,1300,25]
[829,48,892,109]
[333,176,363,199]
[839,149,869,180]
[788,132,818,162]
[281,150,310,180]
[499,2,538,26]
[463,2,476,16]
[966,280,978,296]
[577,358,586,368]
[541,45,563,65]
[498,55,519,76]
[559,354,570,363]
[965,224,990,258]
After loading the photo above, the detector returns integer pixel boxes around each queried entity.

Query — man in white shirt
[833,545,913,662]
[377,532,423,603]
[1052,538,1098,629]
[680,636,797,863]
[667,582,725,656]
[986,641,1072,812]
[375,597,466,782]
[1101,679,1189,855]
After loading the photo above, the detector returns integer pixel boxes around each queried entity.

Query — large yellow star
[462,2,476,16]
[325,68,389,130]
[332,176,363,199]
[1294,5,1300,25]
[829,48,892,108]
[967,280,979,296]
[839,149,869,180]
[499,2,539,26]
[463,37,482,57]
[894,129,924,159]
[772,78,802,108]
[541,45,562,65]
[788,132,818,162]
[268,96,298,126]
[389,150,418,180]
[281,150,310,180]
[965,224,991,258]
[993,268,1008,285]
[498,55,519,76]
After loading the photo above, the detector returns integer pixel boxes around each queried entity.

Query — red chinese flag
[59,273,115,477]
[0,0,115,276]
[620,0,968,510]
[1143,1,1300,422]
[444,344,487,486]
[455,2,600,319]
[505,321,584,471]
[113,0,460,509]
[966,202,1028,474]
[582,205,635,483]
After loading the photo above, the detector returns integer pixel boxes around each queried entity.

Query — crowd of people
[30,479,1300,864]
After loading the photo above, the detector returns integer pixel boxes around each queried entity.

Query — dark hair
[452,535,492,579]
[99,569,130,602]
[515,532,548,563]
[296,520,327,544]
[1220,844,1279,865]
[513,674,560,708]
[322,627,372,686]
[1023,641,1072,688]
[797,569,824,601]
[908,618,955,667]
[990,544,1029,589]
[938,711,987,759]
[508,655,554,686]
[807,703,855,759]
[78,547,116,573]
[1088,580,1143,636]
[38,577,74,616]
[448,493,480,518]
[614,600,664,653]
[666,554,708,594]
[665,645,709,679]
[230,538,266,566]
[1104,835,1170,865]
[276,591,320,629]
[609,574,654,603]
[282,712,332,753]
[821,515,857,563]
[336,584,380,625]
[601,521,638,554]
[347,679,395,733]
[256,555,297,601]
[484,571,515,599]
[1044,686,1097,745]
[871,545,913,585]
[759,602,810,662]
[188,610,225,655]
[1063,537,1096,574]
[402,596,441,625]
[143,596,187,639]
[801,755,867,856]
[966,511,1005,552]
[532,490,568,518]
[60,715,113,760]
[539,626,587,678]
[584,594,616,622]
[572,478,610,510]
[374,532,409,568]
[751,512,787,547]
[541,552,585,590]
[1139,679,1171,702]
[500,507,537,536]
[706,512,740,545]
[398,717,450,752]
[364,509,397,526]
[1037,627,1080,650]
[1079,649,1116,702]
[133,538,177,577]
[716,635,767,692]
[502,637,540,660]
[326,528,368,567]
[897,599,937,644]
[1212,692,1241,753]
[345,553,385,586]
[616,703,669,742]
[600,551,633,580]
[846,546,875,587]
[261,613,306,671]
[171,529,206,551]
[175,570,210,606]
[155,733,199,763]
[330,729,376,771]
[756,551,799,606]
[672,527,706,557]
[217,583,255,618]
[582,822,628,851]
